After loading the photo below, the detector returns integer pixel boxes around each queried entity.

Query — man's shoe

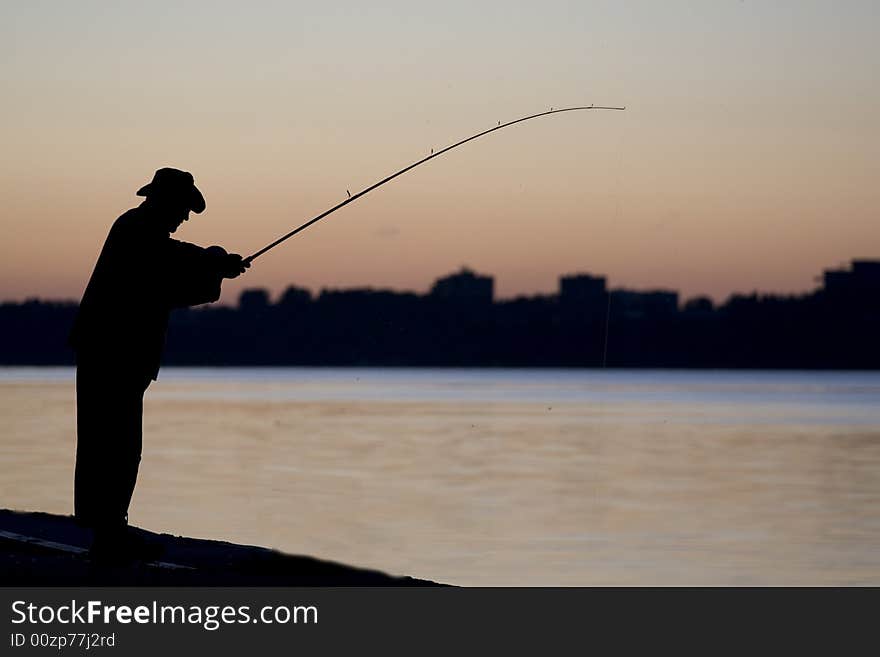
[89,527,164,564]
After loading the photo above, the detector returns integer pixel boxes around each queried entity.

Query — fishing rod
[244,104,626,263]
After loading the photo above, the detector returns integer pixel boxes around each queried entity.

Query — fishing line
[245,105,625,263]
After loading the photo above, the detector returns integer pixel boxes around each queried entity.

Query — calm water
[2,367,879,585]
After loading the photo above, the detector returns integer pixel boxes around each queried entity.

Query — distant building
[683,296,714,314]
[822,259,880,300]
[559,273,607,305]
[430,267,494,304]
[279,285,312,307]
[238,288,271,312]
[853,260,880,288]
[822,269,851,295]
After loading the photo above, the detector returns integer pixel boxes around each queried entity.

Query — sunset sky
[1,1,877,304]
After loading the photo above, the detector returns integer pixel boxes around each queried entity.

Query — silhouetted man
[69,168,249,560]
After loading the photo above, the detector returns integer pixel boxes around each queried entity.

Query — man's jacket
[69,205,226,381]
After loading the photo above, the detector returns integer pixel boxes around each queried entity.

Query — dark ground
[0,509,441,586]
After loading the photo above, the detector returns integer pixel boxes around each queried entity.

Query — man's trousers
[74,360,151,530]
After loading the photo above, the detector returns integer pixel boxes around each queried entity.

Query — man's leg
[74,362,114,528]
[75,361,152,558]
[112,375,147,526]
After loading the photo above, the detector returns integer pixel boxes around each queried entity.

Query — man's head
[137,168,206,233]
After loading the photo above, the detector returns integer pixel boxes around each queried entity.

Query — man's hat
[136,168,206,214]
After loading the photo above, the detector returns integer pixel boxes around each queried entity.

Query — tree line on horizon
[1,260,877,369]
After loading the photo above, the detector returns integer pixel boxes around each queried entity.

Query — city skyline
[2,257,876,369]
[177,257,880,309]
[4,257,875,310]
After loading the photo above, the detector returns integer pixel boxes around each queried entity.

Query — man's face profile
[167,204,191,233]
[148,196,192,233]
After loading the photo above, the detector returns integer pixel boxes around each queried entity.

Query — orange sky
[1,2,877,304]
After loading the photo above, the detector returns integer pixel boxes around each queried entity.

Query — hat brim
[136,182,206,214]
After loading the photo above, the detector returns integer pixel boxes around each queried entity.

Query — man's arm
[163,240,250,308]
